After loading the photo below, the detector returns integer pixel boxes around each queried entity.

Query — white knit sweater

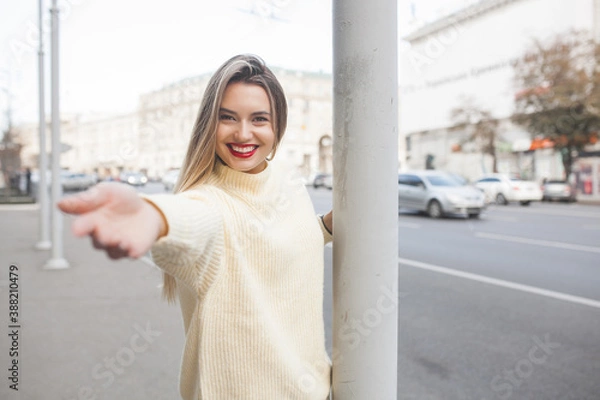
[145,160,332,400]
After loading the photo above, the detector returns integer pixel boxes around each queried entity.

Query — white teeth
[231,145,256,153]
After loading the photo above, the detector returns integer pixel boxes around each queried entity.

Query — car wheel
[427,200,443,218]
[468,212,480,219]
[496,193,508,205]
[519,201,531,206]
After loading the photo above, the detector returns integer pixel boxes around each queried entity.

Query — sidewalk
[0,204,184,400]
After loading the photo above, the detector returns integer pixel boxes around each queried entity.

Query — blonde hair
[162,54,288,302]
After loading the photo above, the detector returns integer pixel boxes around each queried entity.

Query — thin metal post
[36,0,51,251]
[331,0,398,398]
[45,0,69,269]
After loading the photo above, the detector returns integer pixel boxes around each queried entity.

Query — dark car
[312,173,332,189]
[542,180,577,202]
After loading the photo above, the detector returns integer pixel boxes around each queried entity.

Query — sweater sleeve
[317,214,333,245]
[141,191,224,296]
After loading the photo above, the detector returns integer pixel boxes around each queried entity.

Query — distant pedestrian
[25,167,32,195]
[58,54,333,399]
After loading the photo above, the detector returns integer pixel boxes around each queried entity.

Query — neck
[210,159,273,195]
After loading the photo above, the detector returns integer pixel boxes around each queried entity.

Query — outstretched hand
[57,182,167,259]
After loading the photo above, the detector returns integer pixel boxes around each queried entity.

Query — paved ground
[0,204,184,400]
[2,194,599,400]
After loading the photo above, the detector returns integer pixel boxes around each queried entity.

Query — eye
[254,116,269,123]
[220,114,235,121]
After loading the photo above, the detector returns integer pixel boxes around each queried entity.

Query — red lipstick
[227,144,258,159]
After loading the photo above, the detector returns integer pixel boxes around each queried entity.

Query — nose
[234,121,253,142]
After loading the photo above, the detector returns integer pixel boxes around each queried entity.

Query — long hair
[162,54,288,302]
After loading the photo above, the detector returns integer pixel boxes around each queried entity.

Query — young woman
[58,54,333,399]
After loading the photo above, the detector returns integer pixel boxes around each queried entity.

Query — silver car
[398,170,486,218]
[119,171,148,187]
[61,171,97,192]
[542,179,577,202]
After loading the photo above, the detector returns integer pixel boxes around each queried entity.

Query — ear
[266,143,278,161]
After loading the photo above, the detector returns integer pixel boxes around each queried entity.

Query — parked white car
[398,170,486,218]
[31,170,97,192]
[61,171,98,192]
[119,171,148,187]
[474,174,543,205]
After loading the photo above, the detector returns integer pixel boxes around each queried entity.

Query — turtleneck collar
[208,159,273,195]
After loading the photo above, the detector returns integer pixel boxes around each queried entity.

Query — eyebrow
[219,107,271,116]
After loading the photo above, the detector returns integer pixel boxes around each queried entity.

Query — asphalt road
[307,185,600,400]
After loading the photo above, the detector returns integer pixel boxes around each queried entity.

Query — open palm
[58,182,165,259]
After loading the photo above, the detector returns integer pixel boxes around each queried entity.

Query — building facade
[399,0,600,200]
[18,67,333,181]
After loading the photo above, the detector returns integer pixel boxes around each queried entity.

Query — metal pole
[36,0,51,251]
[332,0,398,398]
[45,0,69,269]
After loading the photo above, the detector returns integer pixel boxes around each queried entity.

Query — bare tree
[512,30,600,178]
[0,89,23,192]
[450,99,500,173]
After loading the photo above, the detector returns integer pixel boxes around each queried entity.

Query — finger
[90,231,120,250]
[91,236,104,250]
[106,246,128,260]
[71,213,99,238]
[57,186,107,215]
[123,239,147,259]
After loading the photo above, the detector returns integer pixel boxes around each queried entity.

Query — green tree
[450,99,500,173]
[512,30,600,178]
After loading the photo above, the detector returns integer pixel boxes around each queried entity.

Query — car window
[399,174,426,187]
[398,174,411,185]
[408,175,424,187]
[426,175,462,187]
[449,174,468,185]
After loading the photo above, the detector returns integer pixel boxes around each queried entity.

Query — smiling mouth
[227,144,259,158]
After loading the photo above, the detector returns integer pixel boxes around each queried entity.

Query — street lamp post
[44,0,69,269]
[36,0,51,251]
[332,0,399,398]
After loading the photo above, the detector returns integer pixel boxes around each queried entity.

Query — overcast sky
[0,0,475,128]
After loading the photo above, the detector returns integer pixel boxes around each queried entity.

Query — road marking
[482,215,518,222]
[399,257,600,309]
[0,204,39,211]
[399,222,421,229]
[474,232,600,254]
[490,206,600,219]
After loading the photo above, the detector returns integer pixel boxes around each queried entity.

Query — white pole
[331,0,398,398]
[36,0,51,251]
[45,0,69,269]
